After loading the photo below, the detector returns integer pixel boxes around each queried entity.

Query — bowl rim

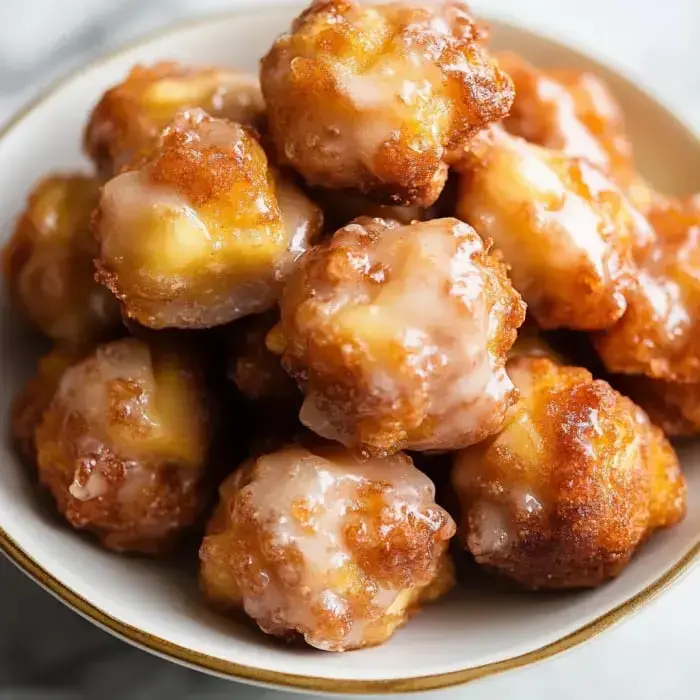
[1,6,699,694]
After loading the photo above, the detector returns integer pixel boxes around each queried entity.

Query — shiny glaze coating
[199,444,455,651]
[497,52,653,203]
[456,126,651,330]
[94,109,322,329]
[3,174,120,343]
[452,353,686,590]
[595,196,700,382]
[261,0,514,205]
[35,338,212,553]
[84,62,264,178]
[275,216,525,454]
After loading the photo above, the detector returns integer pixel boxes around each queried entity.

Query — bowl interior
[1,5,699,691]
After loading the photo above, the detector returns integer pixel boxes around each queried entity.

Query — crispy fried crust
[199,444,455,651]
[261,0,513,205]
[595,196,700,382]
[452,354,686,590]
[275,216,525,454]
[84,62,264,178]
[34,338,212,554]
[456,126,651,330]
[2,174,120,342]
[94,109,322,329]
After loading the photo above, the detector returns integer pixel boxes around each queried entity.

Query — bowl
[1,4,699,694]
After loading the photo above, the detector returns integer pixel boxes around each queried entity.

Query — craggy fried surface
[261,0,513,205]
[276,216,525,454]
[34,338,212,553]
[595,196,700,382]
[456,126,652,330]
[94,109,322,329]
[84,62,264,178]
[3,174,120,342]
[4,5,697,651]
[452,354,686,590]
[199,444,455,651]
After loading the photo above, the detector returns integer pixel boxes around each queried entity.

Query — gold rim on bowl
[1,7,699,694]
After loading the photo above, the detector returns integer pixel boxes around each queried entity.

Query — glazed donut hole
[594,196,700,383]
[275,215,525,454]
[199,443,455,651]
[33,337,213,554]
[3,173,121,343]
[84,61,264,178]
[452,347,686,590]
[456,125,652,331]
[94,108,322,329]
[261,0,514,206]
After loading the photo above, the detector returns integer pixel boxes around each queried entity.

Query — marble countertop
[1,1,699,699]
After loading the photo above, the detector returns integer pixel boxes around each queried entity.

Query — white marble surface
[0,0,699,698]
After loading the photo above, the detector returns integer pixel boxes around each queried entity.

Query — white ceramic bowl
[1,5,699,694]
